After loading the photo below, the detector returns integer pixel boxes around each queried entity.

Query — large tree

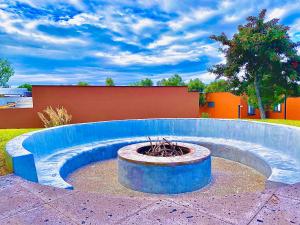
[157,74,185,86]
[0,59,14,87]
[209,9,300,119]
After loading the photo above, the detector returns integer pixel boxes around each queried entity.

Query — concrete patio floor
[0,175,299,225]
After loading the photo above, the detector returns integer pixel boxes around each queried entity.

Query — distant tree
[187,78,205,92]
[105,77,115,86]
[0,59,14,87]
[132,78,153,86]
[204,80,230,93]
[157,74,185,86]
[187,78,206,106]
[209,9,300,119]
[18,83,32,91]
[77,81,89,86]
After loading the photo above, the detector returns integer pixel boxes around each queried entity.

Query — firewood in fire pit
[143,137,188,157]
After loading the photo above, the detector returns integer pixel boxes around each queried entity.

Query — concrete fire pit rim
[118,142,211,166]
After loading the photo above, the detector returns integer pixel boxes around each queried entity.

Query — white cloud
[184,71,216,84]
[3,0,300,86]
[10,74,68,83]
[131,18,157,33]
[148,30,208,49]
[168,8,216,30]
[267,8,288,20]
[58,13,102,27]
[1,45,85,59]
[7,0,86,10]
[0,9,87,45]
[289,19,300,42]
[94,42,222,66]
[267,2,300,20]
[94,50,196,66]
[148,35,178,49]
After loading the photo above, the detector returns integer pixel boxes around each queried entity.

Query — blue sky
[0,0,300,85]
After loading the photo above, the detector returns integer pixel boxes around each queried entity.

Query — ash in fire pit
[137,137,190,157]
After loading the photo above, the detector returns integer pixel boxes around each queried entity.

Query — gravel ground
[67,157,266,198]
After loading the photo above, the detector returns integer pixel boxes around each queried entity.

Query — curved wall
[5,119,300,188]
[22,119,300,161]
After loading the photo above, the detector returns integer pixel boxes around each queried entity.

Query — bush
[201,112,210,118]
[38,106,72,128]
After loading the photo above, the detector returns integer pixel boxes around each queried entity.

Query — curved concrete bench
[5,119,300,189]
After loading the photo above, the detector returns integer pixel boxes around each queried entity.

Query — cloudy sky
[0,0,299,85]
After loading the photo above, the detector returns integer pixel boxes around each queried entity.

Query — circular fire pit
[118,142,211,194]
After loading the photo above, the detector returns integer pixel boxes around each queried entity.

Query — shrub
[38,106,72,128]
[201,112,209,118]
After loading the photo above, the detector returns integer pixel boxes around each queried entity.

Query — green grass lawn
[252,119,300,128]
[0,129,39,176]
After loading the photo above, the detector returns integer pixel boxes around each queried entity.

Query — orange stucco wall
[0,86,199,128]
[240,96,261,119]
[199,92,241,119]
[266,98,300,120]
[286,97,300,120]
[200,92,300,120]
[267,104,285,119]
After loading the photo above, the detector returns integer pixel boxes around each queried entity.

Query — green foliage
[187,78,205,92]
[204,80,230,93]
[199,93,206,106]
[18,83,32,91]
[246,82,286,108]
[201,112,210,118]
[157,74,185,86]
[77,81,89,86]
[132,78,153,86]
[209,9,300,119]
[105,77,115,86]
[0,59,14,87]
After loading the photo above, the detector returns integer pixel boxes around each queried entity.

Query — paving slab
[48,191,156,225]
[249,195,300,225]
[20,180,72,202]
[1,174,299,225]
[119,199,232,225]
[0,175,24,191]
[172,190,275,225]
[0,185,44,219]
[0,204,77,225]
[275,182,300,201]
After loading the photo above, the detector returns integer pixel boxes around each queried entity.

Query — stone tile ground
[0,175,299,225]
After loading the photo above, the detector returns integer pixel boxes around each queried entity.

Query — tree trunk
[254,76,266,119]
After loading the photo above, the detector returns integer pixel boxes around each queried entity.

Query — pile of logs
[145,137,186,157]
